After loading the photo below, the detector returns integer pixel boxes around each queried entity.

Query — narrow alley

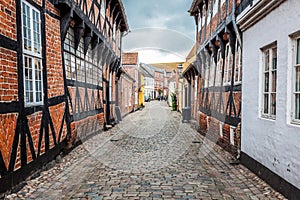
[5,102,285,199]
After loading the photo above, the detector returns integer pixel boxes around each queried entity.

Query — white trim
[237,0,287,32]
[22,0,43,106]
[22,1,42,58]
[230,126,235,145]
[260,44,277,119]
[234,41,242,84]
[224,44,232,86]
[219,122,223,137]
[291,37,300,124]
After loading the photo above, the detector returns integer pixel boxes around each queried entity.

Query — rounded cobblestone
[5,101,286,199]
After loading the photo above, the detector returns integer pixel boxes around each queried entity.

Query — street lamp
[177,64,183,78]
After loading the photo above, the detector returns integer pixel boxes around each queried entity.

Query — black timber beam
[84,28,92,55]
[74,19,84,51]
[60,7,73,42]
[0,34,18,51]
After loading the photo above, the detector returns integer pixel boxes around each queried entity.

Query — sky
[122,0,196,64]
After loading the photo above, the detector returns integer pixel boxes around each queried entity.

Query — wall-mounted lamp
[223,26,229,41]
[177,64,183,78]
[215,35,221,46]
[209,41,214,51]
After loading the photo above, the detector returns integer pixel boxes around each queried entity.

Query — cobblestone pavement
[5,101,286,200]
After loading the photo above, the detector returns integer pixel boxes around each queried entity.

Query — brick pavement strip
[5,101,286,200]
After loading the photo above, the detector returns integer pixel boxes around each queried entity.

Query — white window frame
[204,56,210,88]
[219,122,223,137]
[234,41,242,84]
[22,0,43,106]
[261,44,277,119]
[209,54,215,87]
[113,23,116,41]
[230,126,235,145]
[224,43,233,86]
[292,37,300,124]
[216,49,223,86]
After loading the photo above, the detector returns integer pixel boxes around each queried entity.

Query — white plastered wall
[241,0,300,189]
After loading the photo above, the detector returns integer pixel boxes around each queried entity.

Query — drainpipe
[232,0,242,47]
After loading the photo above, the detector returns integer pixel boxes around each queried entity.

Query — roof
[186,44,197,62]
[150,62,184,71]
[139,63,155,78]
[117,0,129,32]
[183,44,197,74]
[122,52,139,65]
[189,0,200,15]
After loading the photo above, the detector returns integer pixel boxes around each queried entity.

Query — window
[204,56,210,88]
[224,44,233,85]
[216,49,223,86]
[293,38,300,122]
[209,54,215,87]
[113,23,116,41]
[234,41,242,84]
[22,1,43,105]
[64,28,103,87]
[109,73,112,101]
[262,45,277,118]
[100,0,106,18]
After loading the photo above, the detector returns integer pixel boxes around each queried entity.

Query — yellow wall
[139,74,145,106]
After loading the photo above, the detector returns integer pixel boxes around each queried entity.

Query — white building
[140,63,155,100]
[237,0,300,197]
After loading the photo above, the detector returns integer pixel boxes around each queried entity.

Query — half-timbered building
[189,0,243,154]
[0,0,128,192]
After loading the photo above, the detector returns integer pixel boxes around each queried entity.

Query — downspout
[117,30,130,107]
[232,0,242,46]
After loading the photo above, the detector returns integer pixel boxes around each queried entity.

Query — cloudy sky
[122,0,196,63]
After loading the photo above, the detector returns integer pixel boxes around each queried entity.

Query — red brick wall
[46,15,64,98]
[0,48,18,102]
[0,0,16,40]
[0,113,18,170]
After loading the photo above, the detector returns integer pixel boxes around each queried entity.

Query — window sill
[290,120,300,127]
[260,115,276,121]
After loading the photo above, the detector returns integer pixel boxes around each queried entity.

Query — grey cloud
[123,0,195,58]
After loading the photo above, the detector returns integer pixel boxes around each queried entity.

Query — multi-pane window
[293,38,300,122]
[64,29,76,80]
[63,28,102,87]
[204,56,210,88]
[224,44,233,85]
[262,45,277,118]
[216,49,223,86]
[209,54,215,87]
[22,1,43,105]
[234,41,242,84]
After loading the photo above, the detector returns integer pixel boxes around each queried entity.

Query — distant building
[154,69,165,99]
[117,69,135,117]
[140,63,155,101]
[151,62,182,100]
[122,52,140,111]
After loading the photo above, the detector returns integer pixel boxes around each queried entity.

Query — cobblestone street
[6,101,285,200]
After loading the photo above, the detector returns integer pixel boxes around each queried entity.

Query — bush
[171,93,177,111]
